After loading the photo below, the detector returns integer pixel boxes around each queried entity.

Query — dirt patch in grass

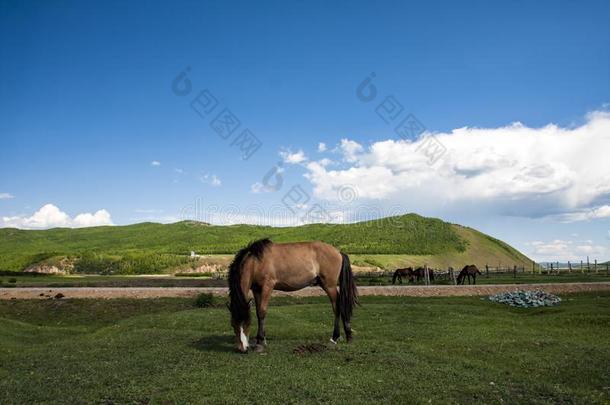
[293,343,328,355]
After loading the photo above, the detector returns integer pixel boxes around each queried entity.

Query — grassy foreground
[1,294,609,403]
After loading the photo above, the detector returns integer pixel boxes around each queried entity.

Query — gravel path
[2,282,610,300]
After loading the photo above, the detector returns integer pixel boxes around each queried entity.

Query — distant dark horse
[457,264,482,285]
[412,267,435,283]
[392,267,414,284]
[228,239,359,353]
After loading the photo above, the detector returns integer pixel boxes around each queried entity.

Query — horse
[412,267,435,283]
[457,264,482,285]
[392,267,414,284]
[228,239,359,353]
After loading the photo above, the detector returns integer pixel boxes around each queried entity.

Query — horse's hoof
[254,344,265,353]
[329,338,338,345]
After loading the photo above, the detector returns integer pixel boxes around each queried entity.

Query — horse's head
[227,298,252,353]
[231,314,251,353]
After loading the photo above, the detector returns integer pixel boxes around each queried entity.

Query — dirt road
[1,282,609,300]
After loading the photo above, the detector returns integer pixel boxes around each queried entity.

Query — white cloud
[552,205,610,222]
[1,204,113,229]
[201,173,222,187]
[339,139,363,162]
[174,168,184,174]
[304,111,610,220]
[0,193,14,200]
[151,160,161,166]
[280,149,307,164]
[528,239,606,261]
[318,142,327,152]
[73,210,113,227]
[317,158,334,167]
[251,182,266,193]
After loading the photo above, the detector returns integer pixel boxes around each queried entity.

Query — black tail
[338,253,359,323]
[228,238,272,326]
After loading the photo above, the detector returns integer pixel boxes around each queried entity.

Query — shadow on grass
[190,334,236,353]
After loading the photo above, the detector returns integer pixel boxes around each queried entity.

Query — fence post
[513,265,517,279]
[485,264,489,278]
[587,256,590,272]
[595,259,598,273]
[424,264,430,286]
[568,261,572,273]
[581,260,584,274]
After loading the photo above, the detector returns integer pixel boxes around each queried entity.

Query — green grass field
[1,293,609,403]
[0,214,531,273]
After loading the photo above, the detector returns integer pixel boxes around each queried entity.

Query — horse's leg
[254,284,272,351]
[323,286,341,344]
[342,310,353,343]
[252,288,263,346]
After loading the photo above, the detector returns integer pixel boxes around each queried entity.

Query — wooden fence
[198,259,609,285]
[532,258,609,274]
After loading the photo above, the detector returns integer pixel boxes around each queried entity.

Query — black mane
[228,238,273,325]
[247,238,273,260]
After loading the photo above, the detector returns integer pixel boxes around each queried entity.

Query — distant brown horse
[228,239,359,353]
[457,264,482,285]
[392,267,414,284]
[412,267,435,283]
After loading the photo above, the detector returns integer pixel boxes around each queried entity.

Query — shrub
[194,293,218,308]
[8,278,17,283]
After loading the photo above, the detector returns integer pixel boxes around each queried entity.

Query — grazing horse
[412,267,435,283]
[228,239,359,353]
[457,264,482,285]
[392,267,414,284]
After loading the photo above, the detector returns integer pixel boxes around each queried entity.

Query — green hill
[0,214,531,273]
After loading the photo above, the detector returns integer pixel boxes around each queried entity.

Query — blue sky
[1,0,610,261]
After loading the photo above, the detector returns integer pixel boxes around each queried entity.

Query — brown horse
[228,239,359,353]
[392,267,414,284]
[457,264,482,285]
[412,267,435,283]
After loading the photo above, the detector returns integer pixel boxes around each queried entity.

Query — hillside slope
[0,214,530,272]
[349,224,531,271]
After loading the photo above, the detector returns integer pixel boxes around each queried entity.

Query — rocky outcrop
[24,257,74,275]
